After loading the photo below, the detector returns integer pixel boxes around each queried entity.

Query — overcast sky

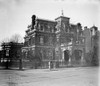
[0,0,100,43]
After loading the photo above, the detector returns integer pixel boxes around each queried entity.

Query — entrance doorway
[64,50,69,62]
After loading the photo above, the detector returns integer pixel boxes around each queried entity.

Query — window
[48,25,50,29]
[47,25,51,32]
[66,25,69,32]
[32,37,35,45]
[32,48,35,54]
[40,36,44,44]
[47,49,53,60]
[52,29,54,33]
[49,37,52,45]
[82,39,84,43]
[80,32,83,36]
[6,50,9,56]
[92,28,95,36]
[29,38,31,46]
[55,48,59,55]
[25,38,29,46]
[62,23,66,31]
[76,41,79,44]
[40,25,44,31]
[38,24,44,31]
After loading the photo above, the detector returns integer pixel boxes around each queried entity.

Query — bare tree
[0,37,10,50]
[0,37,10,44]
[10,34,23,43]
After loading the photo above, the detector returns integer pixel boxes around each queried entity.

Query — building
[90,26,99,65]
[0,42,23,69]
[83,25,99,66]
[22,15,56,68]
[22,14,99,68]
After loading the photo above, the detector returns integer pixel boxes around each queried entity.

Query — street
[0,67,99,86]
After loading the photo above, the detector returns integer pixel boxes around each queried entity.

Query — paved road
[0,67,99,86]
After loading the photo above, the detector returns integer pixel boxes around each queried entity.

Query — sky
[0,0,100,44]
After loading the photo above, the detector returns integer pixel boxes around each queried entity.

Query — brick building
[22,14,99,68]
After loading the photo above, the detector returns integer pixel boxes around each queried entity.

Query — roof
[55,16,70,20]
[37,18,56,23]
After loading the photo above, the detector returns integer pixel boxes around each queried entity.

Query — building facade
[22,14,99,68]
[90,26,99,65]
[83,25,99,66]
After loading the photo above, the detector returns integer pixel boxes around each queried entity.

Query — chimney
[31,15,36,29]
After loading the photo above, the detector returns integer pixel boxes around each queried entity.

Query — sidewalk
[19,67,84,74]
[0,66,98,73]
[18,66,99,74]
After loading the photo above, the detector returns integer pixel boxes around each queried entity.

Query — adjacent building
[0,42,23,68]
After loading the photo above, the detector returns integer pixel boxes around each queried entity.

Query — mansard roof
[55,16,70,20]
